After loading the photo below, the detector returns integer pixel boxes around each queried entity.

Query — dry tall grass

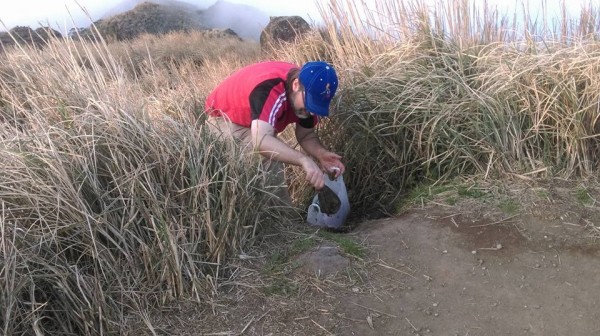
[276,0,600,215]
[1,0,600,334]
[0,31,282,334]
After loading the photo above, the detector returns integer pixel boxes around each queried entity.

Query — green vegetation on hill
[77,2,206,41]
[0,0,599,334]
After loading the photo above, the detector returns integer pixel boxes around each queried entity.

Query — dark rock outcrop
[260,16,311,50]
[202,28,241,40]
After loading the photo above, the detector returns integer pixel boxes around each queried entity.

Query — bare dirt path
[142,179,600,336]
[335,209,600,336]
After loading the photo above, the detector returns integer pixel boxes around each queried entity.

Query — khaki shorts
[206,116,292,205]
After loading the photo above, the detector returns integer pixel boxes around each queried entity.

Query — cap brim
[304,92,330,117]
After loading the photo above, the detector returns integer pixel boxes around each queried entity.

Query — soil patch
[336,208,600,336]
[295,244,351,278]
[135,178,600,336]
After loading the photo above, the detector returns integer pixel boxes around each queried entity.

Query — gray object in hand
[307,168,350,230]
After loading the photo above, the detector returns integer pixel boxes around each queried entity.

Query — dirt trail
[336,209,600,336]
[143,180,600,336]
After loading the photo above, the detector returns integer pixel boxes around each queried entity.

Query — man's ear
[292,78,300,92]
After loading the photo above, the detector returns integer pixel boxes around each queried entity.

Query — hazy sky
[0,0,324,31]
[0,0,591,34]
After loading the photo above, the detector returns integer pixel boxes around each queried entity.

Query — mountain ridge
[1,0,271,51]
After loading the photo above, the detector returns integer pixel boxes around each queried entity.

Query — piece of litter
[367,315,374,329]
[478,244,503,251]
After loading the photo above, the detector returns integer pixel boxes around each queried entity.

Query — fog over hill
[197,1,269,40]
[1,0,593,38]
[0,0,276,52]
[0,0,311,41]
[102,0,208,18]
[86,0,269,41]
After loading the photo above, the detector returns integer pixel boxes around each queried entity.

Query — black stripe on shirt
[249,78,284,120]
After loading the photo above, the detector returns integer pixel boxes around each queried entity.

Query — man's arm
[296,125,345,176]
[295,125,327,159]
[251,120,325,189]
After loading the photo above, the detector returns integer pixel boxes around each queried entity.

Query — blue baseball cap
[298,61,338,117]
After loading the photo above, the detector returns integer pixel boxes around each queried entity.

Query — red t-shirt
[205,61,317,134]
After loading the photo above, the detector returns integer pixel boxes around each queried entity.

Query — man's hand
[300,157,325,190]
[295,126,346,178]
[318,151,345,178]
[251,120,326,189]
